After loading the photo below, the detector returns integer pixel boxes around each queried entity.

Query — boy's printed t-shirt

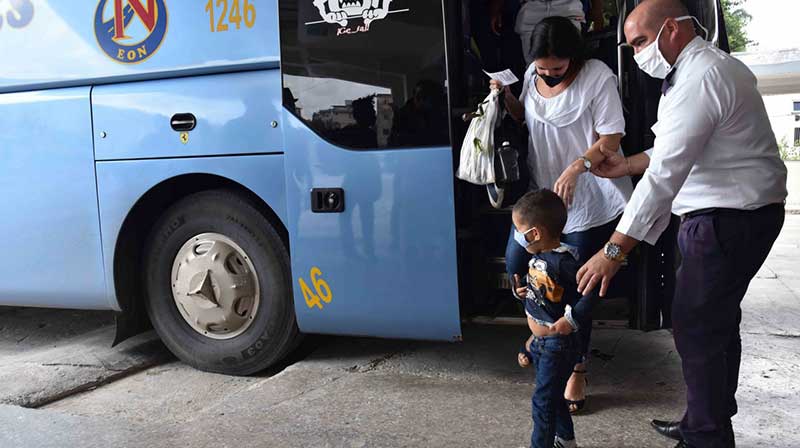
[522,244,599,330]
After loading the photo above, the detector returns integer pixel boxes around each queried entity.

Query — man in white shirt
[575,0,788,447]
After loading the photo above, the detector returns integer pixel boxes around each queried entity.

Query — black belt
[682,203,784,222]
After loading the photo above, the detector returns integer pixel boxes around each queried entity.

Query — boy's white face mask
[633,16,708,79]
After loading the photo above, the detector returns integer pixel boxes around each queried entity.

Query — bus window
[279,0,450,150]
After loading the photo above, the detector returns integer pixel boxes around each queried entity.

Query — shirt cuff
[564,305,580,332]
[616,209,671,246]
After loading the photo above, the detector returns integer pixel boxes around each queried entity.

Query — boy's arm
[553,258,600,334]
[511,273,528,300]
[565,288,600,331]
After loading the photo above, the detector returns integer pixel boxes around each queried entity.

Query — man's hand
[550,317,575,336]
[576,250,622,297]
[489,0,504,35]
[591,145,629,179]
[514,274,527,298]
[589,9,604,31]
[589,0,605,31]
[491,13,503,35]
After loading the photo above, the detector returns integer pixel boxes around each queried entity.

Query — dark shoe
[565,369,587,414]
[674,440,693,448]
[651,419,682,441]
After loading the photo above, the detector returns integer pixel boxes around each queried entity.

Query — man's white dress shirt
[617,37,788,245]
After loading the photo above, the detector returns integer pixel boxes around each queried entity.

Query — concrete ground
[1,217,799,448]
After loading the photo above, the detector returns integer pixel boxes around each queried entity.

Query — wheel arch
[111,173,289,345]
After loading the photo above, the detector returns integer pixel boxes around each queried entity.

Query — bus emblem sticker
[308,0,408,35]
[94,0,168,64]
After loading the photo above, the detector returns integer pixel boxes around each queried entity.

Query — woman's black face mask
[540,74,565,88]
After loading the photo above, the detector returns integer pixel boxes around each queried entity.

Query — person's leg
[724,309,742,447]
[673,207,783,448]
[553,337,580,444]
[506,224,531,289]
[530,337,575,448]
[560,217,620,411]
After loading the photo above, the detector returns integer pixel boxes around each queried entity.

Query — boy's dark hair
[529,16,586,71]
[512,189,567,237]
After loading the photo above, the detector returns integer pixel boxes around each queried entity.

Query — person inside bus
[488,0,605,66]
[491,16,632,414]
[510,189,600,448]
[335,95,378,149]
[388,79,449,147]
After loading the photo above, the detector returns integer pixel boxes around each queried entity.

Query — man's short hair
[512,189,567,237]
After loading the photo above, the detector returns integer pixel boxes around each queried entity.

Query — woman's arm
[502,87,525,122]
[553,133,623,207]
[573,133,623,175]
[489,80,524,122]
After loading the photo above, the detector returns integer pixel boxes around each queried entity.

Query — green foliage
[721,0,753,52]
[778,136,800,161]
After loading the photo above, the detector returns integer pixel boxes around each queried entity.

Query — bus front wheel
[143,189,299,375]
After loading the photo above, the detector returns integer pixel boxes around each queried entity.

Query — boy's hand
[513,274,527,298]
[551,317,575,336]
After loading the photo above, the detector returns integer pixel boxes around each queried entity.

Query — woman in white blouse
[493,16,632,413]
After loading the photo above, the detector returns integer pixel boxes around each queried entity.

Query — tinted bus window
[278,0,450,150]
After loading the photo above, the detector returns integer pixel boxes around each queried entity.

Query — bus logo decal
[307,0,408,35]
[94,0,168,64]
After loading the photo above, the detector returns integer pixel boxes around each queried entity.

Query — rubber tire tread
[143,189,299,375]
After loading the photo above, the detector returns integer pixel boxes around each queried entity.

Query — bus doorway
[445,0,729,330]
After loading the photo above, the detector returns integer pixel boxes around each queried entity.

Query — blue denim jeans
[528,334,579,448]
[506,217,619,360]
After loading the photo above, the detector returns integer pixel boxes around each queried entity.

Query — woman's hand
[554,162,582,208]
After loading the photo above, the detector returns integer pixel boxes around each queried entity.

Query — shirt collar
[673,36,707,69]
[662,37,708,96]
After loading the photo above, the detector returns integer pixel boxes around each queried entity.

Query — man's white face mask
[633,16,708,79]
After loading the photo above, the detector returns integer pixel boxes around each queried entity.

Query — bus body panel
[0,87,107,309]
[282,112,462,341]
[92,70,283,161]
[95,154,289,311]
[0,0,279,93]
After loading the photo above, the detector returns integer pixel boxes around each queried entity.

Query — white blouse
[521,59,633,234]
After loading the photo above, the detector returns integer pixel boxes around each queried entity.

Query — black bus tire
[143,189,299,375]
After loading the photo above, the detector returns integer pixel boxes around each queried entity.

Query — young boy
[510,189,599,448]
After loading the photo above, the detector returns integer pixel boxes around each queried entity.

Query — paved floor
[0,216,798,448]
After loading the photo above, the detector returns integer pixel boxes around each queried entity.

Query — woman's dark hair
[529,16,586,69]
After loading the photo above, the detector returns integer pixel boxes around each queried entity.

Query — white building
[736,49,800,154]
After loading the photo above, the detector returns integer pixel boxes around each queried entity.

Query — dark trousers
[529,334,579,448]
[674,204,784,448]
[506,217,619,361]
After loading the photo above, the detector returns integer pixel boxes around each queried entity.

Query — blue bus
[0,0,729,375]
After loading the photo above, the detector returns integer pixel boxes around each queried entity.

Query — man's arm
[578,69,725,296]
[592,147,651,179]
[489,0,505,34]
[589,0,605,30]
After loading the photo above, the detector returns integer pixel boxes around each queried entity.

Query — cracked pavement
[0,216,798,447]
